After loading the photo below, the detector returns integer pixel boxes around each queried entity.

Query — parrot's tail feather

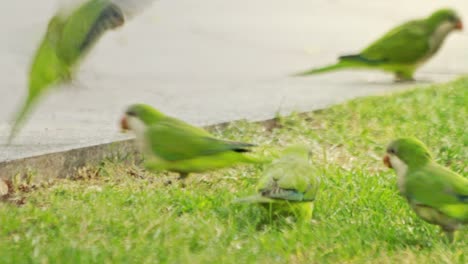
[291,62,349,76]
[234,148,250,153]
[112,0,157,19]
[232,142,256,153]
[79,3,125,53]
[242,154,273,164]
[339,54,386,65]
[338,54,363,61]
[457,194,468,202]
[292,54,388,77]
[7,97,36,144]
[233,195,273,204]
[223,140,256,153]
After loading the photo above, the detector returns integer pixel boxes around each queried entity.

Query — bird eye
[126,110,137,116]
[387,148,396,154]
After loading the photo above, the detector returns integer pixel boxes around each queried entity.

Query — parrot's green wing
[234,147,319,221]
[292,21,431,77]
[145,121,255,161]
[8,0,124,143]
[8,0,157,143]
[259,160,319,202]
[236,150,319,204]
[58,0,125,65]
[359,20,431,64]
[58,0,157,64]
[406,164,468,221]
[8,16,68,143]
[161,116,214,138]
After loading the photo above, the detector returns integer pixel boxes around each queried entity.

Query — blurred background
[1,0,467,160]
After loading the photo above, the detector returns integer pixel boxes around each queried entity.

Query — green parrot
[384,137,467,242]
[8,0,156,143]
[234,146,320,222]
[120,104,263,179]
[294,9,463,81]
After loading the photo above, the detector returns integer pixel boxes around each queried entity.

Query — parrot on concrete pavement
[384,137,467,242]
[120,104,264,179]
[234,146,321,222]
[294,9,463,81]
[8,0,156,143]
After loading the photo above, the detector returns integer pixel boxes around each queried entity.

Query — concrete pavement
[1,0,468,165]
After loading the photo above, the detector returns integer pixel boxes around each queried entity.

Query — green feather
[234,146,321,222]
[387,137,467,241]
[58,0,124,64]
[8,16,69,143]
[145,121,256,162]
[8,0,128,142]
[292,61,352,76]
[294,8,461,81]
[125,104,264,176]
[406,164,468,221]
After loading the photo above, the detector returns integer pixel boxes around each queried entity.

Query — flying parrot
[234,146,320,222]
[294,9,463,81]
[120,104,263,179]
[8,0,156,143]
[383,137,467,242]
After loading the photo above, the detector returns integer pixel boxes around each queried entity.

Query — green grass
[1,78,467,263]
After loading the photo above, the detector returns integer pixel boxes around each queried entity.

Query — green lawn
[1,78,467,263]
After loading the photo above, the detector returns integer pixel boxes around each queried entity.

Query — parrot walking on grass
[234,146,320,222]
[8,0,156,143]
[120,104,263,179]
[294,9,463,81]
[383,138,467,242]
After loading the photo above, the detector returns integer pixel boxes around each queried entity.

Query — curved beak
[120,115,129,132]
[455,20,463,30]
[383,154,392,168]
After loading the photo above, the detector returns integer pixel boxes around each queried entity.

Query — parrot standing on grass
[234,146,320,222]
[8,0,156,143]
[383,138,467,242]
[294,9,463,81]
[120,104,263,180]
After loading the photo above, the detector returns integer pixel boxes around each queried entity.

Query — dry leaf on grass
[0,179,9,197]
